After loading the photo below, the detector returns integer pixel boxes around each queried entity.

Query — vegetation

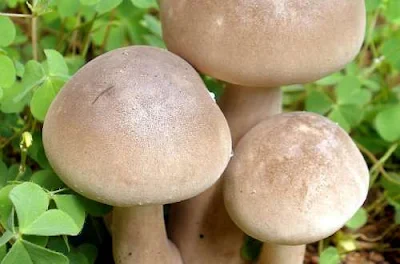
[0,0,399,263]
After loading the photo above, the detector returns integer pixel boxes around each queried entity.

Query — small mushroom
[160,0,366,262]
[43,46,232,264]
[223,112,370,263]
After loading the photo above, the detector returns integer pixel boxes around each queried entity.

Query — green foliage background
[0,0,399,263]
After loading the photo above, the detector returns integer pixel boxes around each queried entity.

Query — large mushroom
[160,0,366,262]
[42,46,232,263]
[224,112,370,263]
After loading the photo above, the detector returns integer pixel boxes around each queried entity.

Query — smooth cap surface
[161,0,366,87]
[43,46,232,207]
[224,112,369,245]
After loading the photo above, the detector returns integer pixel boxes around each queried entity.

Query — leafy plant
[0,0,399,263]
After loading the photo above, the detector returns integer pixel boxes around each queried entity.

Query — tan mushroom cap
[43,46,232,207]
[223,112,369,245]
[161,0,366,87]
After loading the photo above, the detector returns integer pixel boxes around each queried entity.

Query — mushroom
[223,112,370,263]
[160,0,366,262]
[42,46,232,263]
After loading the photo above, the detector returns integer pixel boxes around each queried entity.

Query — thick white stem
[113,205,183,264]
[257,243,306,264]
[168,85,282,263]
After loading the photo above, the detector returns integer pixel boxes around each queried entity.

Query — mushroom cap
[223,112,369,245]
[161,0,366,87]
[43,46,232,207]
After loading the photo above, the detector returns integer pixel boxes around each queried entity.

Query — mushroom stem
[113,205,183,264]
[257,244,306,264]
[168,85,282,263]
[219,85,282,145]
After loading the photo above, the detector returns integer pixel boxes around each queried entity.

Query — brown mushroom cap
[161,0,366,87]
[43,46,232,207]
[223,112,369,245]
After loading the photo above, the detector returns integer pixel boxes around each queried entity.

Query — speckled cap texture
[161,0,366,87]
[43,46,232,207]
[223,112,369,245]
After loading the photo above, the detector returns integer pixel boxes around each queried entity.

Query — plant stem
[81,13,98,59]
[318,240,324,255]
[100,10,116,53]
[358,142,400,186]
[359,6,380,66]
[0,12,32,18]
[31,16,39,60]
[49,188,69,195]
[370,143,400,184]
[365,194,386,213]
[15,148,28,181]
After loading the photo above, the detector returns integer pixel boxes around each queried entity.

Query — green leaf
[7,165,32,182]
[0,185,16,227]
[57,0,80,18]
[319,247,340,264]
[141,14,162,37]
[362,79,380,92]
[375,106,400,142]
[47,237,69,255]
[365,0,380,12]
[0,230,14,247]
[329,105,363,132]
[143,34,165,48]
[44,50,69,77]
[22,239,69,264]
[53,195,86,230]
[0,160,7,188]
[131,0,158,9]
[78,196,112,217]
[345,62,360,76]
[1,240,33,264]
[30,79,58,121]
[80,0,100,6]
[0,245,6,262]
[380,173,400,195]
[17,60,46,102]
[305,90,334,115]
[23,236,49,247]
[64,56,85,75]
[9,182,49,232]
[105,26,124,52]
[0,55,16,89]
[345,208,368,230]
[22,209,81,236]
[395,208,400,225]
[28,133,51,169]
[385,0,400,23]
[31,170,64,191]
[381,36,400,71]
[0,82,27,113]
[0,17,16,47]
[96,0,122,14]
[78,244,97,264]
[68,250,89,264]
[240,236,262,261]
[335,76,370,105]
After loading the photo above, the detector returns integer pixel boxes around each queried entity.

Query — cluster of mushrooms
[42,1,370,263]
